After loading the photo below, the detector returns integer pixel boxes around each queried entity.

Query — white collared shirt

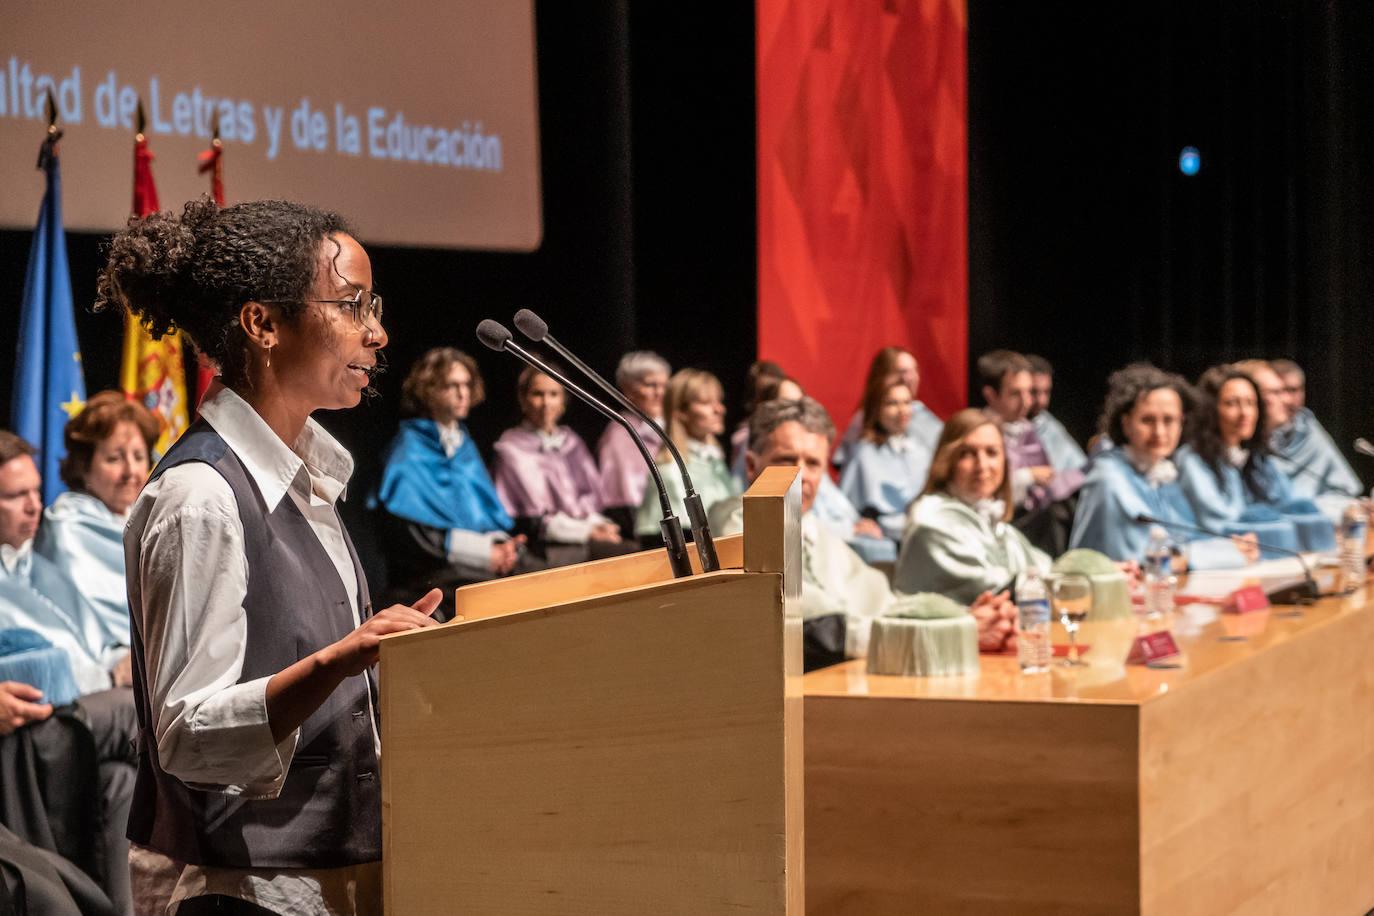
[523,422,568,453]
[687,438,724,464]
[0,538,32,575]
[437,421,465,459]
[126,386,377,914]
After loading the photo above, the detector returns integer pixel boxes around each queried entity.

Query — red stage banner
[756,0,968,429]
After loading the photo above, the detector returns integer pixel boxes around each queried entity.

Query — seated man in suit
[1251,359,1364,516]
[709,398,1016,670]
[979,350,1083,555]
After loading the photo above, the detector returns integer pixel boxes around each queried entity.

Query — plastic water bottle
[1017,568,1051,673]
[1340,502,1368,593]
[1143,525,1176,618]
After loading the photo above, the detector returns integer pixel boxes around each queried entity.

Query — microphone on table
[512,308,720,573]
[1132,513,1321,604]
[476,319,693,579]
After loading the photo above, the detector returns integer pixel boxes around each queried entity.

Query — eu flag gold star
[60,393,85,419]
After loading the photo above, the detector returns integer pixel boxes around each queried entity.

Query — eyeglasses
[262,289,383,329]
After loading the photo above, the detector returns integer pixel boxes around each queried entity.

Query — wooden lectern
[379,466,805,914]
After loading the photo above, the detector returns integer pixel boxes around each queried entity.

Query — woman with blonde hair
[893,408,1049,608]
[634,368,738,542]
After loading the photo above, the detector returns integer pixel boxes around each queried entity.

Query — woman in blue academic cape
[33,391,163,682]
[1069,364,1259,570]
[1177,366,1335,555]
[838,378,935,543]
[370,348,535,618]
[832,346,943,470]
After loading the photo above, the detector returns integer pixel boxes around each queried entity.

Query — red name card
[1223,584,1270,614]
[1127,630,1181,665]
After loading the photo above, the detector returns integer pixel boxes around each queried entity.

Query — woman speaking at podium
[98,198,439,915]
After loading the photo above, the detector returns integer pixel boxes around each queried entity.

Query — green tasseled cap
[886,591,965,620]
[1052,548,1118,576]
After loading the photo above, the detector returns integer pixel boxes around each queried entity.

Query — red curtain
[757,0,968,429]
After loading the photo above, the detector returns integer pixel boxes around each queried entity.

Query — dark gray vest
[127,420,381,868]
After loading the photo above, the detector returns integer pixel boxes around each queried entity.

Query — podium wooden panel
[380,466,805,914]
[804,584,1374,915]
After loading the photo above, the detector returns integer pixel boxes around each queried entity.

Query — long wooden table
[804,582,1374,915]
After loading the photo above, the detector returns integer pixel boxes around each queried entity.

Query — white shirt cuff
[1010,467,1034,505]
[160,675,300,799]
[446,528,501,568]
[544,512,598,543]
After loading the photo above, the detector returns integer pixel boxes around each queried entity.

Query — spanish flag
[119,132,189,459]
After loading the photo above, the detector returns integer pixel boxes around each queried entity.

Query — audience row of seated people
[370,345,1363,666]
[0,342,1363,910]
[370,349,742,616]
[0,395,157,915]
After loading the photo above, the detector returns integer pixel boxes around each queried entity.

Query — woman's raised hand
[327,589,443,677]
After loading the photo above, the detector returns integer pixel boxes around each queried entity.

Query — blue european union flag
[12,152,86,505]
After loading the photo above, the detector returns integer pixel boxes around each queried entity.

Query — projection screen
[0,0,542,251]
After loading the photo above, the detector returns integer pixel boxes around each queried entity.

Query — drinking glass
[1052,573,1094,667]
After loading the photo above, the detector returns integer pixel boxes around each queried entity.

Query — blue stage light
[1179,146,1201,176]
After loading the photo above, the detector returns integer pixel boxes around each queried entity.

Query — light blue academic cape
[1176,447,1335,555]
[1269,408,1364,503]
[0,628,80,707]
[0,549,113,694]
[1033,411,1088,472]
[895,492,1050,605]
[34,491,132,650]
[635,447,739,539]
[1068,448,1247,569]
[1247,454,1337,551]
[832,402,943,468]
[811,475,897,564]
[838,437,935,542]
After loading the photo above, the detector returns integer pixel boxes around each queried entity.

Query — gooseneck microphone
[512,309,720,573]
[1133,513,1321,604]
[476,319,693,579]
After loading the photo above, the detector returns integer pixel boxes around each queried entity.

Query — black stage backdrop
[969,0,1374,465]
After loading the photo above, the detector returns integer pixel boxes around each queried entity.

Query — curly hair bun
[96,197,352,387]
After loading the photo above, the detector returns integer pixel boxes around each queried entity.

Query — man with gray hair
[598,351,671,536]
[1262,358,1364,508]
[710,398,1015,670]
[707,396,890,671]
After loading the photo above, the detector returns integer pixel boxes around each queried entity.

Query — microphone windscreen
[475,319,512,351]
[513,309,548,341]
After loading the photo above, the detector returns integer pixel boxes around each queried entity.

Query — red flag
[133,135,159,215]
[197,137,225,206]
[192,136,226,408]
[121,133,190,458]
